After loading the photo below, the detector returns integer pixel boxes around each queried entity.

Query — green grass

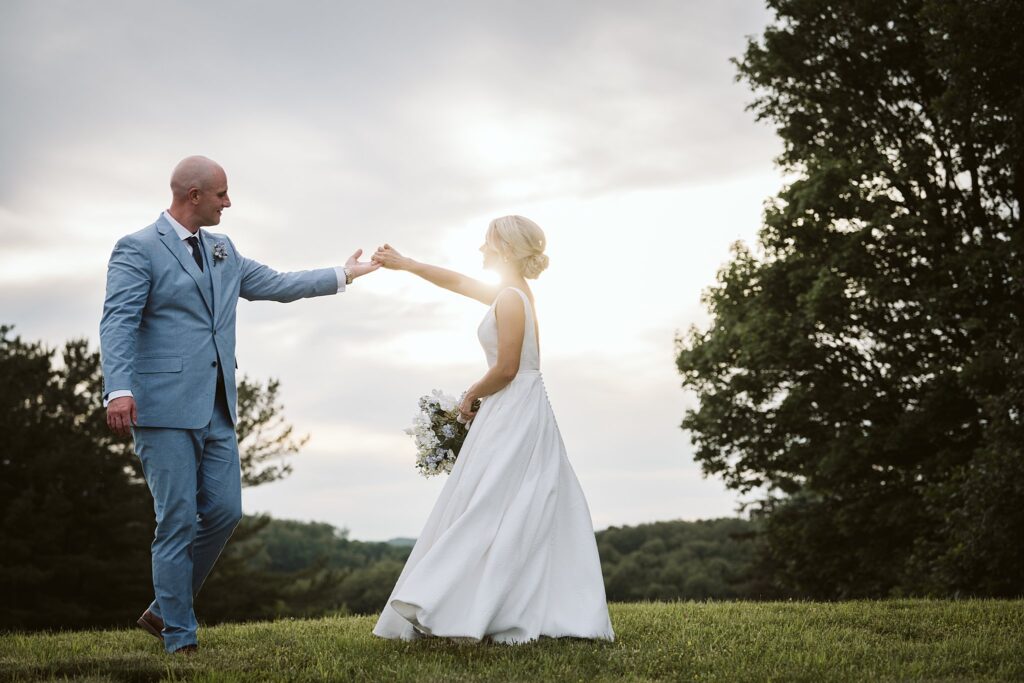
[1,601,1022,682]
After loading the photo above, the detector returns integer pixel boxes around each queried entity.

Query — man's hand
[107,396,138,437]
[346,249,382,279]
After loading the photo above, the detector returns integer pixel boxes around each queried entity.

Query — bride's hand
[372,244,409,270]
[459,393,480,422]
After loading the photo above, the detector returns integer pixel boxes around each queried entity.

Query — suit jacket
[100,213,339,428]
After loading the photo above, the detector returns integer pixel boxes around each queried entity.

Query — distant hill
[385,537,417,547]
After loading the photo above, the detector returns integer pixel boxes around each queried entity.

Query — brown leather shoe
[172,644,198,655]
[136,609,164,641]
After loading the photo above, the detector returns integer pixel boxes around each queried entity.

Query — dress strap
[500,287,539,358]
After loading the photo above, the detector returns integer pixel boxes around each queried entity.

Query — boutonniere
[213,242,228,264]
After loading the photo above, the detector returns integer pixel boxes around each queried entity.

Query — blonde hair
[485,215,549,279]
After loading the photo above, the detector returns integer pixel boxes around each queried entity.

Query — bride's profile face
[480,242,502,270]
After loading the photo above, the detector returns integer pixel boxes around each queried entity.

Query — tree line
[206,515,768,625]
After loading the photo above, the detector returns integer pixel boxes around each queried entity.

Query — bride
[370,215,614,644]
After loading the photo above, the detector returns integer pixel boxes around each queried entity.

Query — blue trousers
[132,386,242,653]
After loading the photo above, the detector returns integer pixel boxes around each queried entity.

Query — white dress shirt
[104,211,348,405]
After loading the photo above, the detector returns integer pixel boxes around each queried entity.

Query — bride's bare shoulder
[492,287,533,316]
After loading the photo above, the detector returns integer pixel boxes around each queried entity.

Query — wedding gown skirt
[373,288,614,644]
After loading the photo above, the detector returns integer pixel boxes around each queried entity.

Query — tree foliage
[598,518,774,601]
[676,0,1023,597]
[236,376,309,487]
[0,326,152,629]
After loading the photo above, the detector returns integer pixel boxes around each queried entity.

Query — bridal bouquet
[405,390,478,477]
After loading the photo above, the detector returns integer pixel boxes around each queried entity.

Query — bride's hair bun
[486,215,549,279]
[521,253,549,279]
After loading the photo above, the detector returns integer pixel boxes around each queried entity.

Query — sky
[0,1,783,540]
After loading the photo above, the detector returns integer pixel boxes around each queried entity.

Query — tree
[676,0,1023,597]
[235,376,309,487]
[0,326,153,629]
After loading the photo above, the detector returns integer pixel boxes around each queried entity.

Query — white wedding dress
[373,287,614,643]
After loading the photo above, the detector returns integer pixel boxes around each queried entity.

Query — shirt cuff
[333,266,347,293]
[104,389,134,407]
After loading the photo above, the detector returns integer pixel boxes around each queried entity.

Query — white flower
[213,242,228,263]
[431,389,458,412]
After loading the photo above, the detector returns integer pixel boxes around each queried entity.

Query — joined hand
[372,244,408,270]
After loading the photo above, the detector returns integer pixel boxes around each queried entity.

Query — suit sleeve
[231,237,343,302]
[99,237,151,399]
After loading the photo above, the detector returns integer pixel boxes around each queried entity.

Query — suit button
[211,361,218,368]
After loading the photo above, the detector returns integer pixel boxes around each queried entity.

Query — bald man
[99,156,379,654]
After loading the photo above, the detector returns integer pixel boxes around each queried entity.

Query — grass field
[1,600,1021,682]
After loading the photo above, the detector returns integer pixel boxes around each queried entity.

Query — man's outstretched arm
[235,239,380,302]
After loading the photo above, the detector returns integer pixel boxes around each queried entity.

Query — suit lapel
[156,216,214,317]
[202,229,221,317]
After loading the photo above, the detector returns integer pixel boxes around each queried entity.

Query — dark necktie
[186,235,204,272]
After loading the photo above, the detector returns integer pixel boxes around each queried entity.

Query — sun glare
[453,111,563,175]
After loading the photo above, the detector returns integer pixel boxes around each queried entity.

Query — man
[99,155,378,654]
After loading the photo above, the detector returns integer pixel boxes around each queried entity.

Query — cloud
[0,1,774,224]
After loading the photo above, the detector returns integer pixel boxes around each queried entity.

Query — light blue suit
[100,213,340,651]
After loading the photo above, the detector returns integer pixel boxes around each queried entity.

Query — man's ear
[189,188,201,204]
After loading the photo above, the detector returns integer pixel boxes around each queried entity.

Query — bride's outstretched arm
[372,244,498,305]
[458,289,526,420]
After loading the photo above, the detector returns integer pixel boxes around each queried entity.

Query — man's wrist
[104,389,134,408]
